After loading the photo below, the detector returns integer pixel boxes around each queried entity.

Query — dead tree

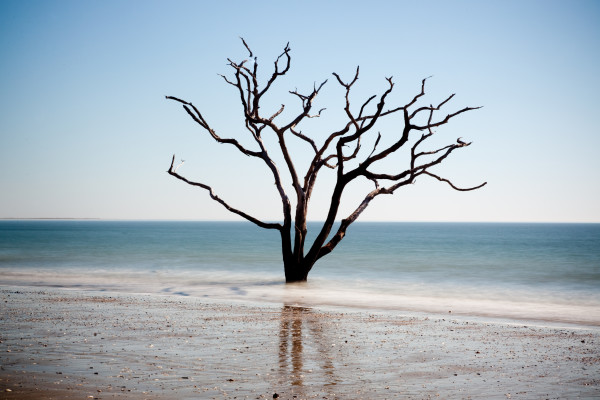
[167,39,486,283]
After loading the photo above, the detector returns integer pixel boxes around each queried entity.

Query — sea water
[1,220,599,327]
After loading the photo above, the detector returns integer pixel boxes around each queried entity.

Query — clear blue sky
[1,0,599,222]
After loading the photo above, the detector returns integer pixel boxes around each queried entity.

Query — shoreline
[2,278,599,330]
[1,286,599,399]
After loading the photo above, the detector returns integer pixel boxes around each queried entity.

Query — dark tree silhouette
[167,39,486,283]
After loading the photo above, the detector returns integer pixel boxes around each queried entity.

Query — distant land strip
[0,217,100,220]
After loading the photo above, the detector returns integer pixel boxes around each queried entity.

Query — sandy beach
[1,287,598,399]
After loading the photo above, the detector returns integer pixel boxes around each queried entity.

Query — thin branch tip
[168,154,176,172]
[240,37,253,57]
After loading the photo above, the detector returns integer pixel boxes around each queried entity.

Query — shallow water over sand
[1,221,599,326]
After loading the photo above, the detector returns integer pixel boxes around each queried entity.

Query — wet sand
[1,287,598,399]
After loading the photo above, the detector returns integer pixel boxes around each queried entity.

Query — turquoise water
[1,221,599,326]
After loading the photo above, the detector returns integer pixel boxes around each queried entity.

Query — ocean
[1,220,599,327]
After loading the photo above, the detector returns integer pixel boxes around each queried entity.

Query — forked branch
[167,155,282,230]
[165,96,262,158]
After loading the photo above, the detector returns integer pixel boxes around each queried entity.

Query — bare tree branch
[240,36,253,58]
[268,104,285,122]
[167,155,282,230]
[316,186,380,260]
[412,106,483,131]
[165,96,263,158]
[258,42,291,99]
[421,171,487,191]
[367,132,381,159]
[282,79,328,132]
[290,126,318,153]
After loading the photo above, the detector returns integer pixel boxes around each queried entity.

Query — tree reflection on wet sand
[277,305,338,395]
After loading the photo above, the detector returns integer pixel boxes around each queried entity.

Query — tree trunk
[283,258,313,283]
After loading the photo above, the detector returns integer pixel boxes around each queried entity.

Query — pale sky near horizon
[1,0,599,223]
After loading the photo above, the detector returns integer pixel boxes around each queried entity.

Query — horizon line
[1,218,599,224]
